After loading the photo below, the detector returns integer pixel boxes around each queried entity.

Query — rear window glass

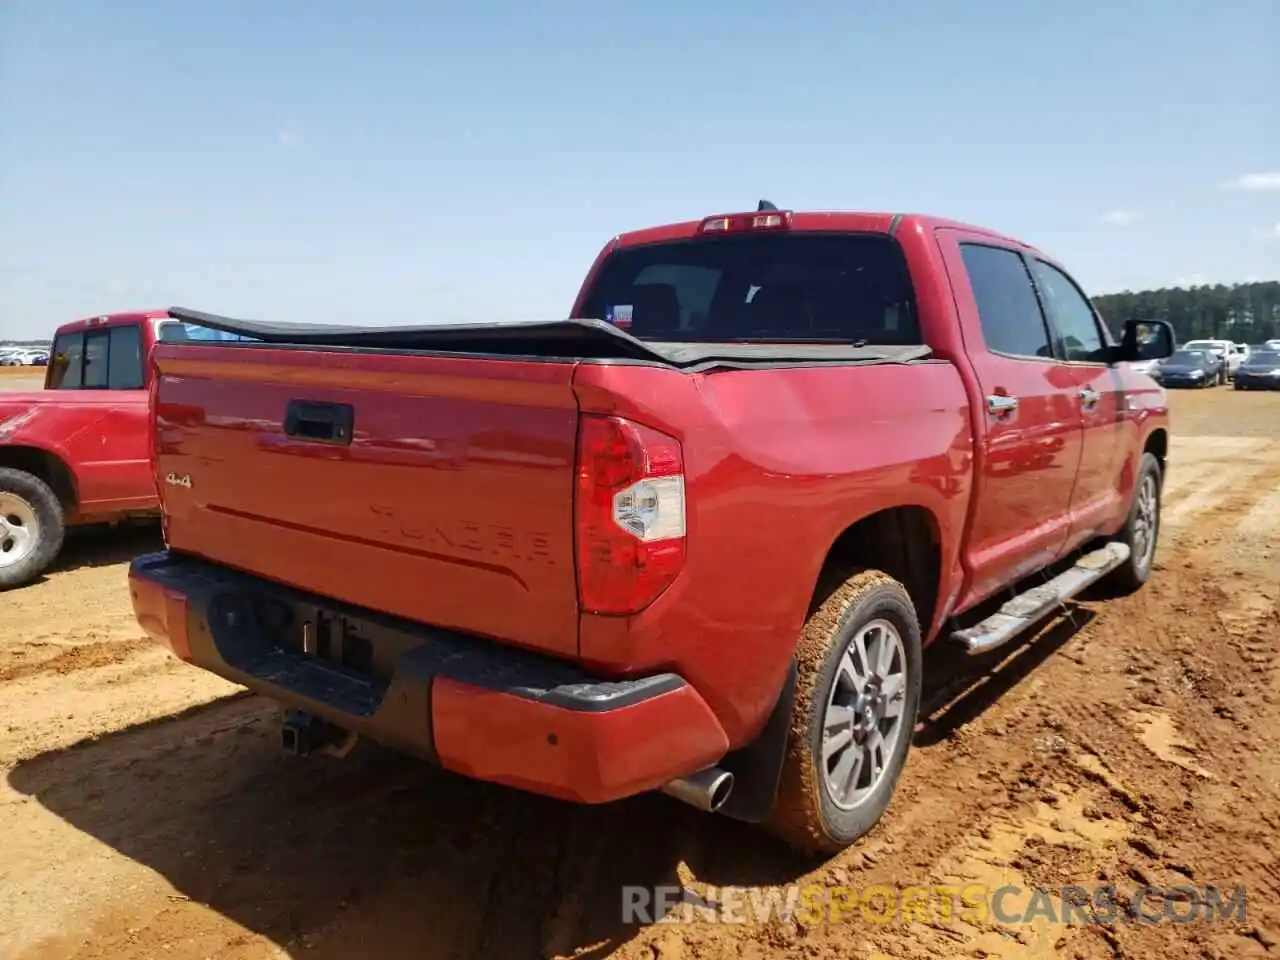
[579,233,920,344]
[156,320,256,342]
[48,324,143,390]
[1170,350,1207,363]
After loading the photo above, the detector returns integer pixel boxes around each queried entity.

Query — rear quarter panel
[573,359,973,743]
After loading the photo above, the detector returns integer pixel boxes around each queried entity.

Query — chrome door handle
[1079,386,1101,408]
[986,394,1019,417]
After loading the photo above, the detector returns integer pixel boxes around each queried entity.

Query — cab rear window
[48,324,143,390]
[579,232,920,344]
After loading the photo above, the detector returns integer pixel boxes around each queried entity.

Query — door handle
[1078,386,1101,409]
[284,400,355,445]
[986,394,1019,417]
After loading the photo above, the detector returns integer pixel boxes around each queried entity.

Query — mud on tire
[765,569,923,856]
[0,468,65,591]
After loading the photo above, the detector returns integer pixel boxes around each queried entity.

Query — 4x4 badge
[165,473,192,489]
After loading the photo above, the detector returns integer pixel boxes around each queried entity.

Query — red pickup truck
[129,206,1175,854]
[0,310,168,589]
[0,310,252,590]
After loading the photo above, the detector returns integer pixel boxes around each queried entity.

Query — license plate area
[210,590,422,684]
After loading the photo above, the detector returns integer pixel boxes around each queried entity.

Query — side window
[107,324,144,389]
[47,332,85,389]
[1029,260,1108,363]
[959,244,1053,359]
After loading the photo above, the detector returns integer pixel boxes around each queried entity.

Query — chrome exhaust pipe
[661,766,735,813]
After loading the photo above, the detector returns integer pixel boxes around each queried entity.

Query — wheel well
[0,446,78,508]
[1143,429,1167,472]
[813,506,942,638]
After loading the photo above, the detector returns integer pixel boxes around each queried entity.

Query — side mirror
[1117,319,1175,363]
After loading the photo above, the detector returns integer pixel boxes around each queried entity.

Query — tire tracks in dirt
[1,393,1277,960]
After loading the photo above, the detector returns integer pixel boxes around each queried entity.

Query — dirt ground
[1,386,1278,960]
[0,370,48,393]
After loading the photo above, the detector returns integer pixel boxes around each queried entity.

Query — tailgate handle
[284,400,354,445]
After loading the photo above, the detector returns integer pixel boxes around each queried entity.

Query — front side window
[1030,260,1108,363]
[1029,259,1111,363]
[579,232,920,344]
[46,324,144,390]
[959,243,1053,359]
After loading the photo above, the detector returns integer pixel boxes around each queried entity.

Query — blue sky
[1,0,1277,340]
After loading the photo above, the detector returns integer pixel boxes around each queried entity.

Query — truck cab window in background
[47,324,144,390]
[579,233,920,344]
[155,320,256,344]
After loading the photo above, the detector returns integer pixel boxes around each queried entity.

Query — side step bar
[952,542,1130,656]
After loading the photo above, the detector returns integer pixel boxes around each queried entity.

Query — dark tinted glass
[580,233,920,344]
[83,331,110,388]
[1029,260,1108,362]
[959,244,1052,358]
[48,332,85,389]
[47,324,145,389]
[107,324,144,388]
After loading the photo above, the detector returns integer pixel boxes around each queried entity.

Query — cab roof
[53,309,170,336]
[610,210,1038,254]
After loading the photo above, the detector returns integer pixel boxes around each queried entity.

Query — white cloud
[1100,209,1139,226]
[1175,273,1208,287]
[277,124,300,148]
[1224,171,1280,190]
[1256,222,1280,241]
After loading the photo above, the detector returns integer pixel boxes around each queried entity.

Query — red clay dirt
[1,388,1277,960]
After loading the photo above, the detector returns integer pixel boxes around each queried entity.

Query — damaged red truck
[128,207,1174,854]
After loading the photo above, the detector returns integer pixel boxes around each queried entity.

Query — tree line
[1093,281,1280,344]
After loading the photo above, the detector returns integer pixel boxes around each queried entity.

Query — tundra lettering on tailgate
[367,504,557,567]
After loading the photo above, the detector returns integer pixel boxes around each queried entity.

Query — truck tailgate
[153,345,582,659]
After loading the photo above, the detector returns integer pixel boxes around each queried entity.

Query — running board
[952,542,1130,656]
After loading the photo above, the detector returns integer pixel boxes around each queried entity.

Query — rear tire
[1106,452,1162,594]
[0,468,65,590]
[764,569,922,856]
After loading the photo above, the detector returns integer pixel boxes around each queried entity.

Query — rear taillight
[575,415,686,615]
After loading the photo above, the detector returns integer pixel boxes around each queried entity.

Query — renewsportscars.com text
[621,883,1247,927]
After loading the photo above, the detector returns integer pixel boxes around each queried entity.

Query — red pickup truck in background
[0,310,246,590]
[129,205,1175,855]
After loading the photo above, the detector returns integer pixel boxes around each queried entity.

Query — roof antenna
[757,199,778,212]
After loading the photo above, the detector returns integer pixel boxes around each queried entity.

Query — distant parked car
[1234,347,1280,390]
[1182,339,1242,384]
[1153,348,1218,388]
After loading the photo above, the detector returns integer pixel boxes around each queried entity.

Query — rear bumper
[128,550,730,804]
